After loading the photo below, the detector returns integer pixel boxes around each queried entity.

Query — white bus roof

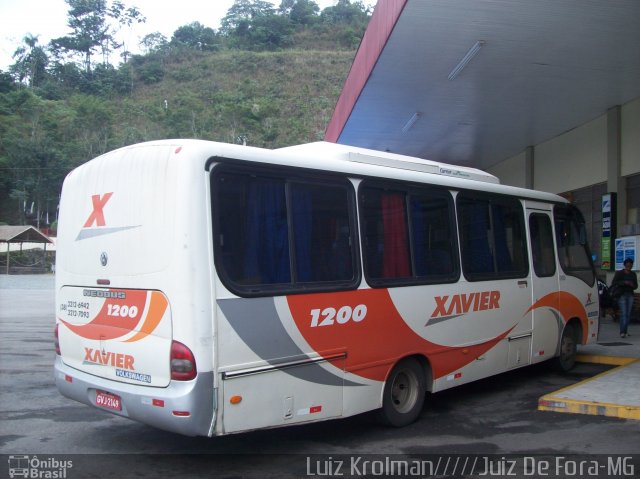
[278,141,499,184]
[81,139,566,205]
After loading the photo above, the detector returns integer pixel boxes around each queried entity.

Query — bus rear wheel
[378,358,426,427]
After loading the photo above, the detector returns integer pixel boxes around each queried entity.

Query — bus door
[525,202,560,365]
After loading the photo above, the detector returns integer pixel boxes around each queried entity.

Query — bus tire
[552,323,577,372]
[378,358,425,427]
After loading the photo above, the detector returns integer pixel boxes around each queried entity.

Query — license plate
[96,390,122,411]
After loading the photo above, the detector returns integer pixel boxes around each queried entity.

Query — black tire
[552,323,577,372]
[378,358,426,427]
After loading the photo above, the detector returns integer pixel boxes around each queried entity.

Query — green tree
[50,0,145,73]
[0,71,16,93]
[220,0,276,36]
[69,93,114,157]
[10,35,49,87]
[108,0,146,62]
[278,0,296,15]
[243,14,293,50]
[171,22,219,51]
[0,89,71,225]
[134,59,165,85]
[139,32,168,54]
[289,0,320,26]
[320,0,370,26]
[47,61,87,93]
[319,0,370,48]
[221,0,293,51]
[50,0,110,73]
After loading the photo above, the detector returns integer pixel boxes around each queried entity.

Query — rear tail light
[170,341,197,381]
[54,324,61,355]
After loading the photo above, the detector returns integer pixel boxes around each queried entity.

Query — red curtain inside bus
[381,193,410,278]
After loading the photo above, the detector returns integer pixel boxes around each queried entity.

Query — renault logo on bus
[429,290,501,322]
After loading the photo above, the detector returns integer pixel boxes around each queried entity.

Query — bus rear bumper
[54,356,215,436]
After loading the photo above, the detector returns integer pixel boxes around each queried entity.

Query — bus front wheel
[553,323,577,372]
[378,358,426,427]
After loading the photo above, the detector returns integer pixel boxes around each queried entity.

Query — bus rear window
[211,166,358,295]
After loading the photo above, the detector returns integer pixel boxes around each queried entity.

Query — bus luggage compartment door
[507,335,532,369]
[220,356,345,433]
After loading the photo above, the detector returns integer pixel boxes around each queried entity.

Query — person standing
[612,258,638,338]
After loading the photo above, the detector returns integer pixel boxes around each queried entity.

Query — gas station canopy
[325,0,640,170]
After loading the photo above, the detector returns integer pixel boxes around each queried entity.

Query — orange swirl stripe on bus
[59,290,151,341]
[287,289,513,382]
[124,292,168,342]
[526,291,588,342]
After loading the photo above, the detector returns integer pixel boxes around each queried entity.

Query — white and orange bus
[54,140,599,436]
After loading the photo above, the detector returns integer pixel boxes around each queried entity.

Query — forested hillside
[0,0,369,229]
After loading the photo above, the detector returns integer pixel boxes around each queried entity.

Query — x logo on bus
[84,192,113,228]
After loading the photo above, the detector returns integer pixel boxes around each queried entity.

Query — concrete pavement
[538,314,640,420]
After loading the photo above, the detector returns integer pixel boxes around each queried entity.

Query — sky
[0,0,377,71]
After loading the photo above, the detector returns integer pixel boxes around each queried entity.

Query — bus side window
[360,182,458,285]
[217,174,291,285]
[529,213,556,277]
[212,168,358,295]
[409,193,456,278]
[457,194,528,281]
[458,198,494,275]
[360,187,410,280]
[290,181,355,283]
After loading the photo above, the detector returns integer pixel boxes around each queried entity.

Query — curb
[538,355,640,421]
[574,354,636,366]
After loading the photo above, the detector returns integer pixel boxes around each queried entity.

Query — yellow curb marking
[538,356,640,421]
